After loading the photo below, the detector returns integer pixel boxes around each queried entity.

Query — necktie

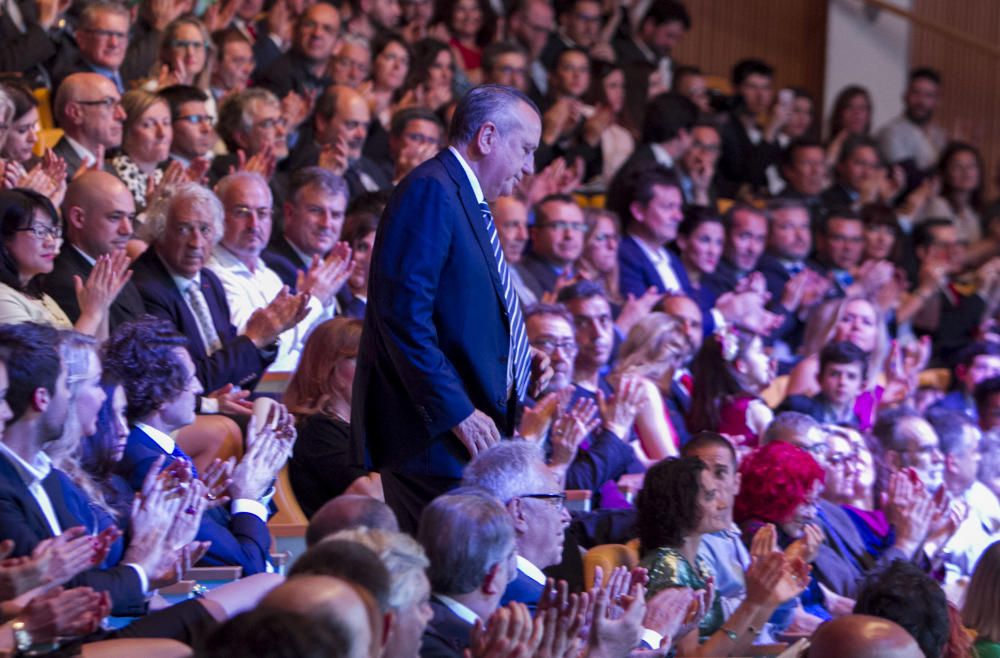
[480,202,531,401]
[171,445,198,480]
[186,282,223,356]
[786,262,804,277]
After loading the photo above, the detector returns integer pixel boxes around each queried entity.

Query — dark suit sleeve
[369,176,476,436]
[0,21,55,74]
[195,508,271,575]
[69,566,147,616]
[564,429,634,494]
[618,242,656,300]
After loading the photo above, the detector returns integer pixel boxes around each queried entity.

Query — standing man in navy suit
[353,85,550,533]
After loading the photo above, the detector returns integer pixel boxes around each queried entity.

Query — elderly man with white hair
[208,171,354,373]
[130,182,309,393]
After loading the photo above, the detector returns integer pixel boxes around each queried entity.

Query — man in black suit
[51,72,125,180]
[820,135,883,214]
[519,194,585,298]
[50,0,129,93]
[253,3,339,99]
[417,492,517,658]
[0,0,66,85]
[43,171,145,330]
[353,85,549,533]
[507,0,555,107]
[613,0,690,112]
[263,167,350,290]
[130,182,307,392]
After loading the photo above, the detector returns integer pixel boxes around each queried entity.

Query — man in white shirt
[877,68,947,175]
[209,171,352,373]
[417,491,517,657]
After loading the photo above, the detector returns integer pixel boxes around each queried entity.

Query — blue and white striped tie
[480,202,531,401]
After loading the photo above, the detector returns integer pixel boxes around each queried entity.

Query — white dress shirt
[629,233,682,293]
[0,443,61,536]
[435,594,482,625]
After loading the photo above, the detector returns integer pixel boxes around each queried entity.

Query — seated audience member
[982,430,1000,498]
[876,68,946,175]
[199,608,354,658]
[574,208,624,308]
[263,168,351,291]
[522,302,638,500]
[853,560,950,658]
[52,72,126,180]
[672,65,710,114]
[919,141,985,244]
[209,28,254,102]
[43,172,145,332]
[79,379,135,522]
[257,576,381,658]
[461,442,569,612]
[817,209,888,298]
[330,37,372,88]
[493,195,536,306]
[399,39,456,114]
[212,88,290,192]
[331,527,433,658]
[481,41,528,91]
[610,312,692,462]
[286,85,392,198]
[637,456,808,655]
[860,203,905,267]
[50,1,129,93]
[704,204,768,297]
[365,35,415,144]
[109,90,172,211]
[132,182,306,392]
[658,293,704,418]
[0,188,129,337]
[780,341,869,428]
[716,58,783,198]
[209,171,351,372]
[807,615,923,658]
[417,492,516,658]
[779,140,827,221]
[675,208,725,315]
[253,4,339,99]
[963,541,1000,658]
[149,17,215,100]
[289,538,392,611]
[306,494,400,547]
[820,136,885,213]
[103,317,293,575]
[688,328,775,449]
[0,79,42,168]
[873,407,946,493]
[977,377,1000,432]
[733,441,830,620]
[926,410,1000,579]
[518,194,586,298]
[159,85,217,168]
[285,318,382,516]
[930,341,1000,421]
[907,219,984,367]
[581,61,637,187]
[386,107,444,185]
[337,192,387,318]
[675,121,721,209]
[760,411,829,461]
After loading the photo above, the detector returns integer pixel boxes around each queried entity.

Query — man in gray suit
[51,72,125,180]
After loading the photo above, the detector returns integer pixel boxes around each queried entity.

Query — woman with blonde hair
[576,207,623,305]
[154,16,215,93]
[285,318,381,515]
[610,312,692,464]
[110,89,172,210]
[962,540,1000,658]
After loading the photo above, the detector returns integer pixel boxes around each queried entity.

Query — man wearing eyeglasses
[518,194,585,299]
[51,72,125,180]
[254,3,339,99]
[160,85,217,168]
[387,107,444,186]
[51,0,129,94]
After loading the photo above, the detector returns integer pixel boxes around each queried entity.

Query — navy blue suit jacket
[0,453,146,615]
[353,149,516,479]
[262,236,308,291]
[420,596,473,658]
[500,567,545,614]
[116,426,272,575]
[130,248,274,392]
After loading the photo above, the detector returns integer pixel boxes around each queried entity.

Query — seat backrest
[582,543,639,590]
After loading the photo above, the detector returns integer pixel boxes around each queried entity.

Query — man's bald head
[260,575,380,658]
[53,73,124,149]
[63,170,136,259]
[809,615,923,658]
[315,85,371,158]
[306,495,399,546]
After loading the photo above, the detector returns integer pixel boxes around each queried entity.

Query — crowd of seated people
[0,0,996,655]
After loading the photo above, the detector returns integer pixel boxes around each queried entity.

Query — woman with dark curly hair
[638,456,809,655]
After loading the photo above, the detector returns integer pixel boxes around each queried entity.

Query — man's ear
[885,449,903,470]
[481,560,506,596]
[474,121,498,157]
[944,453,959,476]
[629,201,645,225]
[31,386,49,414]
[66,205,87,232]
[381,610,395,650]
[507,498,528,535]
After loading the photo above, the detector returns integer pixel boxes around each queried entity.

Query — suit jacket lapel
[147,251,210,357]
[439,150,507,311]
[0,453,58,537]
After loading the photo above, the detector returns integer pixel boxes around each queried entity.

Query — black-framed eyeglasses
[518,492,567,509]
[75,97,122,110]
[530,338,577,356]
[175,114,215,125]
[16,224,62,240]
[170,39,208,50]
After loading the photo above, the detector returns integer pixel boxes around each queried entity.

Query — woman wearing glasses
[0,188,129,337]
[110,90,173,211]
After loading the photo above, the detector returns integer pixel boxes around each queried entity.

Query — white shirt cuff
[710,308,726,332]
[125,562,150,595]
[641,627,665,650]
[232,498,268,522]
[199,396,219,414]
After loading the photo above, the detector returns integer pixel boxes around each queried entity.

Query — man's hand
[529,347,554,399]
[19,587,109,642]
[615,288,661,336]
[244,286,311,348]
[598,376,646,439]
[229,412,294,500]
[296,242,353,306]
[452,409,501,458]
[205,383,254,416]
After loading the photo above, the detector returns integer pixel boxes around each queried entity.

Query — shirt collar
[135,422,176,455]
[157,252,202,294]
[214,244,264,275]
[64,135,97,166]
[71,244,97,266]
[285,238,315,268]
[649,143,674,169]
[433,594,481,625]
[629,232,668,260]
[516,555,546,585]
[0,442,52,485]
[448,146,485,205]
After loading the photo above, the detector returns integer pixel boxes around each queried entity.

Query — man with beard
[288,85,392,199]
[877,68,947,177]
[704,204,767,296]
[493,196,537,306]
